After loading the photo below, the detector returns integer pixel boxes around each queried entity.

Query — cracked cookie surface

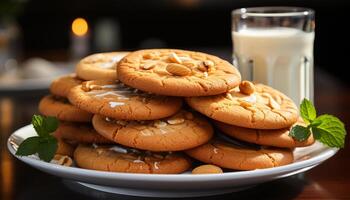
[185,139,293,170]
[53,122,113,144]
[74,144,191,174]
[187,82,298,129]
[76,52,129,80]
[50,74,83,98]
[117,49,241,96]
[39,95,93,122]
[68,80,182,120]
[92,110,214,151]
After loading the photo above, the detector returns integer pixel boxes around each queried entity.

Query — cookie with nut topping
[186,81,299,129]
[74,144,191,174]
[68,80,182,120]
[186,139,293,170]
[117,49,241,96]
[215,119,315,148]
[76,52,129,80]
[39,95,93,122]
[92,110,214,151]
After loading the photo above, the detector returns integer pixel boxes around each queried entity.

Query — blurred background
[0,0,350,86]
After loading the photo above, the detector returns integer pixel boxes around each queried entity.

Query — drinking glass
[232,7,315,104]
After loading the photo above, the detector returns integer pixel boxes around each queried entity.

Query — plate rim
[8,124,339,182]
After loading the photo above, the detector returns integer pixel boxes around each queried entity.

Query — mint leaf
[290,125,311,141]
[300,98,317,123]
[290,99,346,148]
[37,136,58,162]
[43,116,59,134]
[311,114,346,148]
[32,115,46,137]
[16,136,41,156]
[16,115,59,162]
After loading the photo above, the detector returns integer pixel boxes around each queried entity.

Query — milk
[232,27,315,104]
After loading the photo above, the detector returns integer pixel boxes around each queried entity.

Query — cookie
[216,119,315,148]
[187,81,298,129]
[56,139,75,157]
[186,139,293,170]
[53,121,113,144]
[92,110,214,151]
[39,95,93,122]
[74,144,191,174]
[50,74,83,98]
[117,49,241,96]
[68,80,182,120]
[76,52,129,80]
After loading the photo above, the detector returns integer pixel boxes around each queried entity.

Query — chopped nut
[182,60,197,68]
[239,81,255,95]
[168,52,182,64]
[197,64,208,72]
[167,117,185,125]
[203,72,208,78]
[192,164,223,174]
[52,154,73,166]
[154,120,167,128]
[203,60,214,68]
[166,63,191,76]
[153,68,171,76]
[184,112,194,120]
[141,62,156,70]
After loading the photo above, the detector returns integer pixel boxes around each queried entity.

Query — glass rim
[232,7,314,17]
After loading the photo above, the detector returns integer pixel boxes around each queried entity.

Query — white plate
[8,125,338,197]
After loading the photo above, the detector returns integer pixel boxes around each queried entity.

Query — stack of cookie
[38,49,314,174]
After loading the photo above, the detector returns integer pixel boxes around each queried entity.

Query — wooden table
[0,69,349,200]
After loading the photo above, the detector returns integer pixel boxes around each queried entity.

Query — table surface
[0,68,349,200]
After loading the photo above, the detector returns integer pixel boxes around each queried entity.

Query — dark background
[15,0,350,84]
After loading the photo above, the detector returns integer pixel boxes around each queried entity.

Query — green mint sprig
[289,99,346,148]
[16,115,59,162]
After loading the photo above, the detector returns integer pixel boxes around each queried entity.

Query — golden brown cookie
[53,121,113,144]
[39,95,93,122]
[50,74,83,98]
[186,139,293,170]
[216,120,315,148]
[74,144,191,174]
[76,52,129,80]
[56,139,75,157]
[187,82,298,129]
[68,80,182,120]
[92,110,214,151]
[117,49,241,96]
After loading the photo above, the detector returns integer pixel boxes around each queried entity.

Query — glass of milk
[232,7,315,104]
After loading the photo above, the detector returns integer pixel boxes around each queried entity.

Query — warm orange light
[72,18,88,36]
